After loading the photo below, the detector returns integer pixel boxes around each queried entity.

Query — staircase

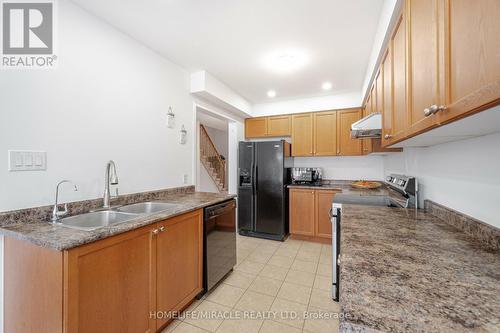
[200,124,227,192]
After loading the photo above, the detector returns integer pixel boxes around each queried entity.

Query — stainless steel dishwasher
[201,199,237,295]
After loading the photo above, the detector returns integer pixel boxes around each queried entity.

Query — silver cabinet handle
[384,134,392,139]
[152,228,160,235]
[424,105,446,117]
[337,255,341,266]
[328,208,333,218]
[159,226,165,232]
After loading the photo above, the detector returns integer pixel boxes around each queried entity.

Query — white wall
[384,132,500,228]
[252,91,362,117]
[0,0,194,212]
[294,156,385,181]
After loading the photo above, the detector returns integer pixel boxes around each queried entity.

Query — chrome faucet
[103,160,119,208]
[51,180,78,223]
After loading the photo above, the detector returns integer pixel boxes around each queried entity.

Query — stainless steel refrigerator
[237,140,293,241]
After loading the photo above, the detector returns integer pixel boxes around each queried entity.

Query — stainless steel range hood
[351,112,382,139]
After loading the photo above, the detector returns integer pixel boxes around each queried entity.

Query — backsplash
[0,186,195,226]
[293,156,384,180]
[425,200,500,251]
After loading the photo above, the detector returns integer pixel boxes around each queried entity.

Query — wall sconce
[167,106,175,128]
[180,125,187,144]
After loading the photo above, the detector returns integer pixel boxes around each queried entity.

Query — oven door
[330,203,342,301]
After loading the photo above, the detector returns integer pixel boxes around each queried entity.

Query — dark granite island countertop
[339,205,500,333]
[0,191,236,251]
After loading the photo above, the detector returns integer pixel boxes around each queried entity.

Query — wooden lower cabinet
[314,190,336,239]
[289,188,337,242]
[4,209,204,333]
[289,188,315,236]
[65,224,157,333]
[156,210,203,329]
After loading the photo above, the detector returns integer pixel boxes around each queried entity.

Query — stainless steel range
[329,174,418,301]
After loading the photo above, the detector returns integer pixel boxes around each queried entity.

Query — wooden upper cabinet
[337,109,362,156]
[267,115,291,136]
[313,111,337,156]
[292,113,313,156]
[382,48,393,144]
[289,188,315,236]
[315,190,336,239]
[391,12,408,137]
[156,210,203,330]
[438,0,500,123]
[65,225,156,333]
[376,69,383,114]
[245,117,267,138]
[407,0,441,131]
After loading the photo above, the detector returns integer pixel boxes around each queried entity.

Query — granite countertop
[339,204,500,333]
[0,191,235,251]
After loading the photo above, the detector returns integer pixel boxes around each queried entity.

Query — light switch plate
[183,174,188,184]
[8,150,47,171]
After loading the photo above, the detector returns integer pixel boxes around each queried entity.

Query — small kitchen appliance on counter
[290,167,322,185]
[330,174,418,301]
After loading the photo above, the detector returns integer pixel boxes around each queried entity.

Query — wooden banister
[200,125,227,191]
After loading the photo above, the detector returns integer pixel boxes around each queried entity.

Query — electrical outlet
[183,174,188,184]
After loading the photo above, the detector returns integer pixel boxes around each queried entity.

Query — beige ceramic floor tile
[319,253,333,265]
[313,274,332,292]
[222,271,256,290]
[290,259,318,274]
[295,250,320,263]
[300,242,322,254]
[267,255,294,269]
[258,264,289,281]
[248,275,283,296]
[162,319,181,333]
[234,260,265,275]
[284,269,315,288]
[274,247,298,259]
[316,263,332,278]
[279,239,302,251]
[171,322,210,333]
[303,305,340,333]
[234,290,275,312]
[276,282,312,305]
[206,284,245,308]
[309,288,340,312]
[184,301,231,332]
[269,298,307,329]
[215,311,263,333]
[246,251,273,264]
[259,320,302,333]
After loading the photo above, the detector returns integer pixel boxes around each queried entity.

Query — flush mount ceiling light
[267,90,276,98]
[262,49,309,74]
[322,82,332,90]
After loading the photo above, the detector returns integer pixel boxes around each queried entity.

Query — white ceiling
[72,0,385,103]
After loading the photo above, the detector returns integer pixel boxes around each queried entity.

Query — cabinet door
[65,225,156,333]
[245,117,267,138]
[438,0,500,123]
[291,113,313,156]
[313,111,337,156]
[381,48,393,145]
[391,12,408,137]
[315,190,336,239]
[156,209,203,329]
[407,0,441,131]
[289,189,315,236]
[362,90,374,155]
[337,109,362,156]
[267,115,291,136]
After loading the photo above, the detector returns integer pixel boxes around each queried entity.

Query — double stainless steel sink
[57,202,179,231]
